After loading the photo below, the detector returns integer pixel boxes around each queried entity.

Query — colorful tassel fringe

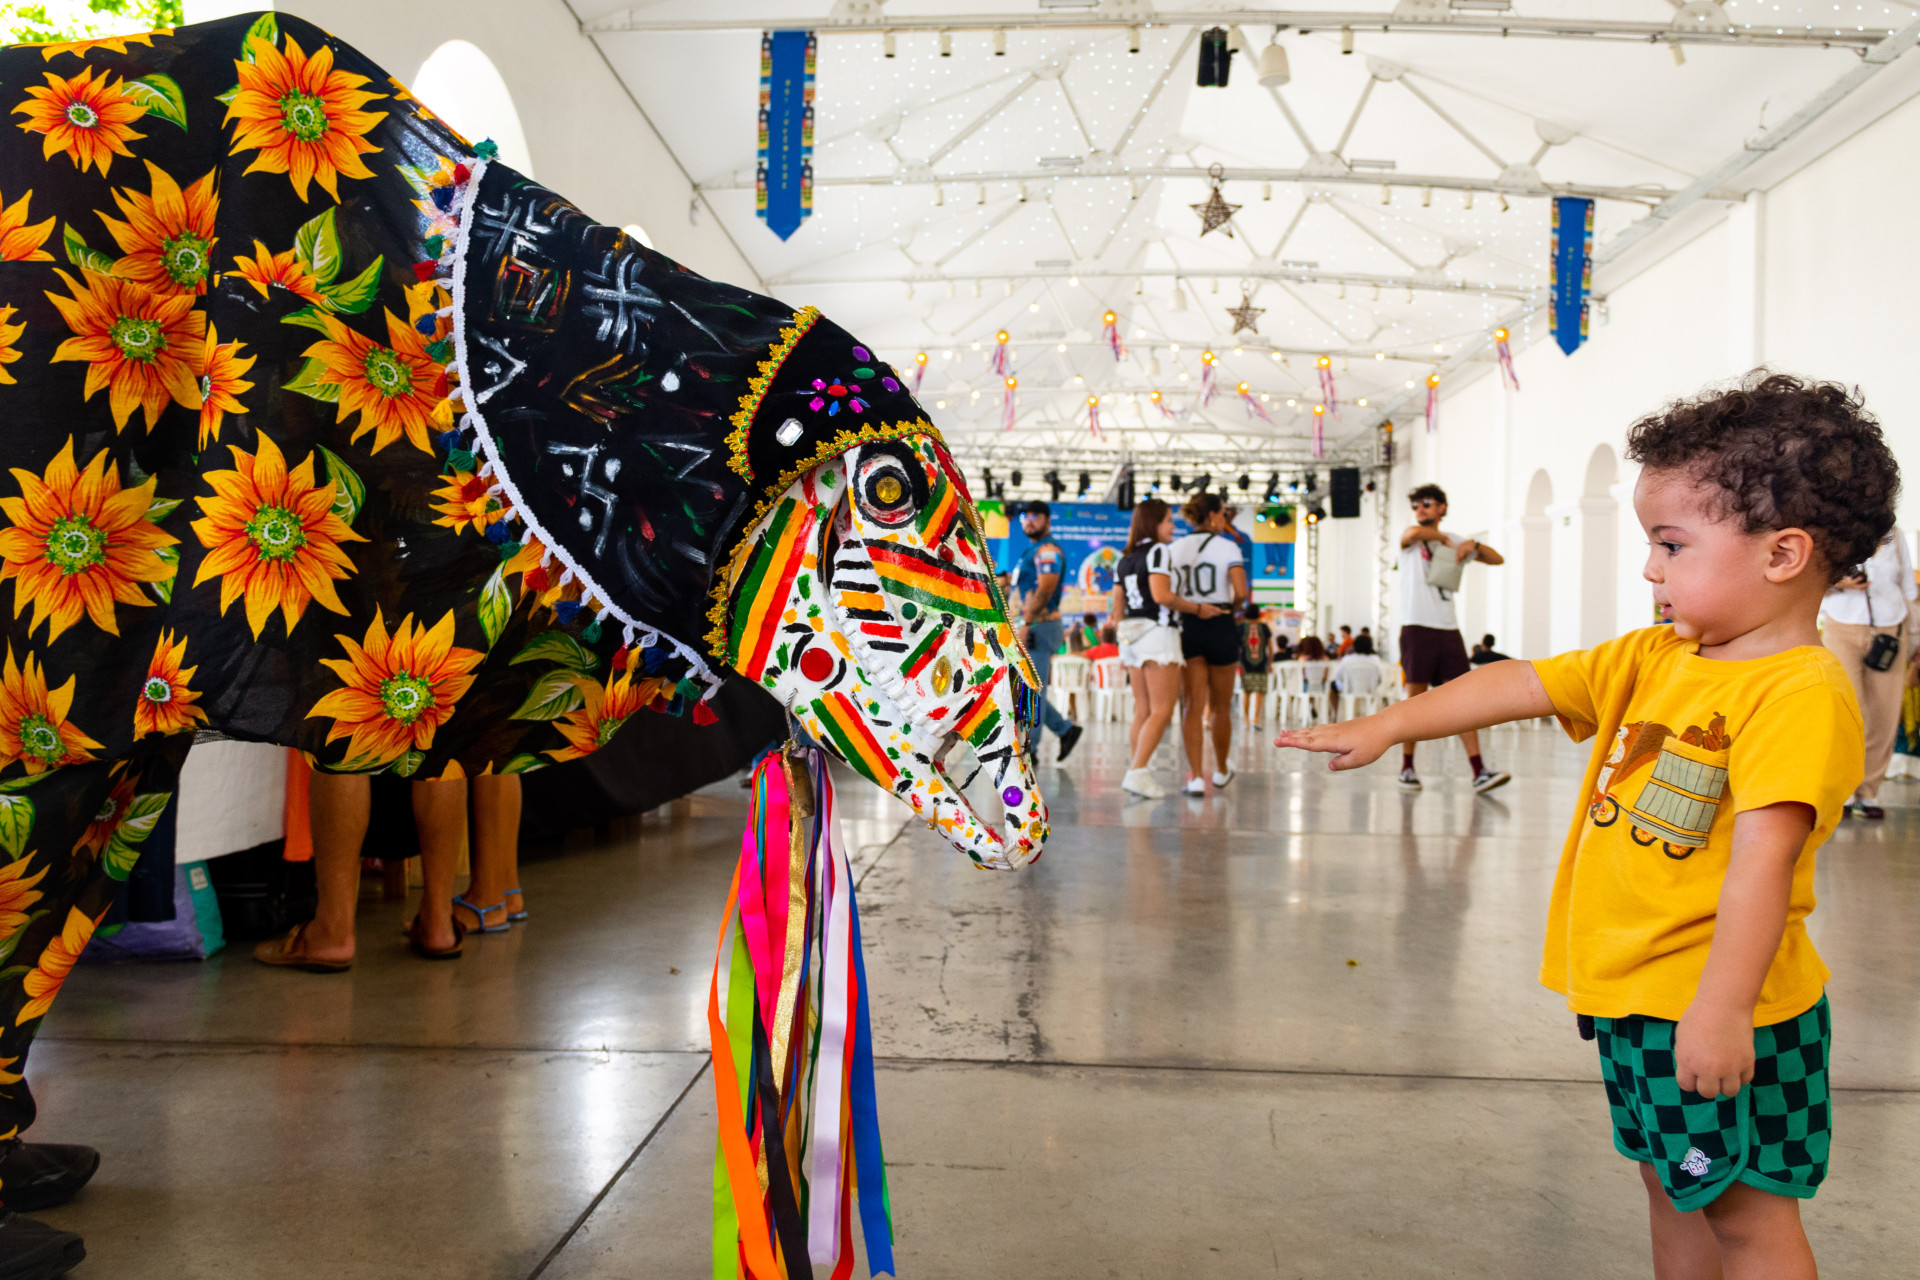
[709,747,894,1280]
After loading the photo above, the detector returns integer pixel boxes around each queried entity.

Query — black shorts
[1398,625,1471,687]
[1181,612,1240,667]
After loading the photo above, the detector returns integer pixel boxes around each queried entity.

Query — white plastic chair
[1281,660,1331,727]
[1050,655,1091,722]
[1091,656,1131,722]
[1333,657,1388,719]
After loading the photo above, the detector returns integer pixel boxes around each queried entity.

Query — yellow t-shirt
[1532,626,1860,1025]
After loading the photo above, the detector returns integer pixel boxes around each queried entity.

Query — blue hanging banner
[757,30,816,241]
[1550,196,1594,356]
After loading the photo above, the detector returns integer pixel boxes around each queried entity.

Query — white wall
[184,1,760,287]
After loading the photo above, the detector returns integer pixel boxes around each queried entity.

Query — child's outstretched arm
[1275,659,1556,769]
[1675,802,1813,1099]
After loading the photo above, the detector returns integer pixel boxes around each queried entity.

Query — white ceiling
[578,1,1911,468]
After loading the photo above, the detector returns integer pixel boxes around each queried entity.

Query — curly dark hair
[1624,372,1900,581]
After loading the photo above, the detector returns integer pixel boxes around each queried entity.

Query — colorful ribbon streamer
[1494,328,1520,390]
[1315,355,1339,418]
[1237,382,1271,423]
[990,330,1011,376]
[756,31,817,241]
[1425,372,1441,433]
[1101,311,1125,361]
[912,351,928,393]
[709,748,894,1279]
[1310,402,1326,459]
[1087,394,1103,438]
[1001,375,1018,432]
[1199,351,1218,406]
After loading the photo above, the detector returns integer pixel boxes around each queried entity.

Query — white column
[1725,193,1766,376]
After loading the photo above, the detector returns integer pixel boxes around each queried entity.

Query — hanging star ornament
[1191,163,1240,238]
[1226,294,1264,334]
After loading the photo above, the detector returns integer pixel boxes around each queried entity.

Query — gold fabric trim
[725,306,823,482]
[703,418,946,659]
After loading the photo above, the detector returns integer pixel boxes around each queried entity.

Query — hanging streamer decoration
[990,329,1011,376]
[709,745,894,1280]
[756,30,818,241]
[1550,197,1595,356]
[1494,327,1520,390]
[1315,355,1339,417]
[1199,351,1219,406]
[1237,382,1271,424]
[1087,394,1103,438]
[1102,311,1125,361]
[1425,372,1441,433]
[912,351,928,393]
[1150,389,1178,421]
[1311,403,1327,459]
[1002,376,1018,432]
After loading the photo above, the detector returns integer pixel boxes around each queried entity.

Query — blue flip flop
[504,887,529,923]
[452,894,510,933]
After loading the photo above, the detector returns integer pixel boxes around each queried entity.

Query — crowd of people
[1003,482,1514,799]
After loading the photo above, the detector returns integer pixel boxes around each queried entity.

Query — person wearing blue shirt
[1012,501,1084,760]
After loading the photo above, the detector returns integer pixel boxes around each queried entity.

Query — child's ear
[1763,527,1818,583]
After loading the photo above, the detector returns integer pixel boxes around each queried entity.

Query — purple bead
[1001,786,1022,806]
[882,377,899,392]
[852,346,870,361]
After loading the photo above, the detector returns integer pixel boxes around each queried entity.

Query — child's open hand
[1273,716,1394,771]
[1675,1001,1756,1099]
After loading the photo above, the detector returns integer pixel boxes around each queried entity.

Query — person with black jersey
[1171,492,1250,795]
[1111,498,1214,797]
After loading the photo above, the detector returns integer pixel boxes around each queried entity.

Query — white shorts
[1117,618,1183,668]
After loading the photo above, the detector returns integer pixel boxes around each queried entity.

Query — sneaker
[1472,768,1512,795]
[1210,767,1234,788]
[0,1211,85,1280]
[1397,767,1422,792]
[1055,723,1084,763]
[1121,768,1166,798]
[0,1139,99,1212]
[1183,775,1207,796]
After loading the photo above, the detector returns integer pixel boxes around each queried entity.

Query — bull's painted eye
[854,444,926,527]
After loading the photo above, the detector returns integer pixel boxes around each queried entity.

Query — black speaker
[1330,467,1362,518]
[1196,27,1232,87]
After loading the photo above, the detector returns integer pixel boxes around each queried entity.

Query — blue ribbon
[1551,196,1594,356]
[846,869,895,1274]
[758,31,815,241]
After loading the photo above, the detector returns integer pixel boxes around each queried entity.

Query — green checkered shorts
[1595,995,1830,1212]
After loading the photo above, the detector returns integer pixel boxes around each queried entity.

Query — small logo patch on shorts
[1680,1147,1712,1177]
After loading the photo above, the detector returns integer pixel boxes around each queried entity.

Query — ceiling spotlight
[1374,351,1385,360]
[1029,301,1040,312]
[1238,473,1251,491]
[1171,286,1188,311]
[1127,25,1141,53]
[1009,468,1023,487]
[1357,397,1368,406]
[1170,473,1182,491]
[1068,275,1079,287]
[1135,327,1147,339]
[883,31,896,58]
[995,28,1007,55]
[1422,186,1432,207]
[1057,342,1068,352]
[939,30,952,56]
[1078,470,1092,494]
[1340,27,1354,55]
[1498,194,1510,213]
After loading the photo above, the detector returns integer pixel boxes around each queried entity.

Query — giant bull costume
[0,13,1047,1274]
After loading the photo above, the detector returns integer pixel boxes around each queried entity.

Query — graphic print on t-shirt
[1588,715,1731,858]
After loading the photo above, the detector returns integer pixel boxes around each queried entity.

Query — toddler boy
[1278,374,1899,1277]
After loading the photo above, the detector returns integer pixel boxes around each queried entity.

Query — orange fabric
[281,749,312,862]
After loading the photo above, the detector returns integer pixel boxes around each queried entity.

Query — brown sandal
[252,922,352,973]
[404,913,465,960]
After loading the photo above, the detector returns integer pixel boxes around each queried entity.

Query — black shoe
[0,1212,84,1280]
[1055,723,1084,763]
[0,1139,99,1212]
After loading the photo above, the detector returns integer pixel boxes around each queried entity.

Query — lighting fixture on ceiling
[1257,37,1290,88]
[1171,286,1187,312]
[1238,474,1252,491]
[995,28,1006,55]
[1128,26,1141,54]
[1197,27,1232,87]
[1350,158,1397,171]
[939,30,952,56]
[1340,27,1354,55]
[1009,469,1023,487]
[1451,0,1513,10]
[883,31,895,58]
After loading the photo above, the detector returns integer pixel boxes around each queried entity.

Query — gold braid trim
[703,418,947,659]
[725,306,823,482]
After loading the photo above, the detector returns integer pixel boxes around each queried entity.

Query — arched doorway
[1580,444,1618,646]
[1521,469,1553,659]
[411,40,535,178]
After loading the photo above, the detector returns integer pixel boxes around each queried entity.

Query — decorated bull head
[723,437,1046,869]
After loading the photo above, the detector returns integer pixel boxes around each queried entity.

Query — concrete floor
[29,718,1920,1277]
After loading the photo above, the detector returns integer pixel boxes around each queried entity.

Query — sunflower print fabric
[0,9,960,1143]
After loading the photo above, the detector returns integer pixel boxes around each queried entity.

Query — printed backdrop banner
[757,30,816,240]
[993,502,1286,616]
[1551,196,1595,356]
